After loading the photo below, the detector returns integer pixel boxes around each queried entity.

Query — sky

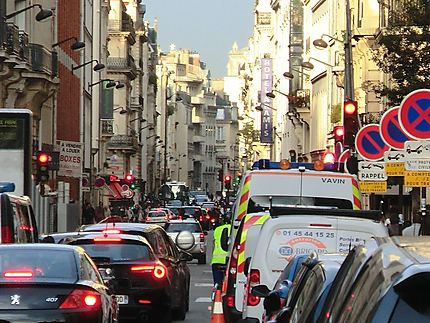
[144,1,254,79]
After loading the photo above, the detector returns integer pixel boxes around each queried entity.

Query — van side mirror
[264,291,281,314]
[220,227,229,252]
[251,284,271,298]
[244,257,252,276]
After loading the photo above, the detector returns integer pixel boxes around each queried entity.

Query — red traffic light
[344,100,357,115]
[37,153,49,164]
[224,175,231,182]
[124,174,135,182]
[334,126,344,138]
[323,151,336,164]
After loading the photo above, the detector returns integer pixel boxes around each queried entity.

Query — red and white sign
[57,140,82,178]
[380,107,412,150]
[355,125,389,161]
[399,89,430,140]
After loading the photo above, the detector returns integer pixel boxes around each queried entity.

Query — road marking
[195,297,212,303]
[203,270,212,273]
[195,283,213,287]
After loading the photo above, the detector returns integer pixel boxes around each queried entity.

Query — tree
[372,0,430,105]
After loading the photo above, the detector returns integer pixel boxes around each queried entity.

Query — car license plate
[115,295,129,305]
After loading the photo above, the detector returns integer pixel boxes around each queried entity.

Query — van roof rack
[269,207,382,221]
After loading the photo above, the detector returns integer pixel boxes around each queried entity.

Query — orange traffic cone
[210,288,225,323]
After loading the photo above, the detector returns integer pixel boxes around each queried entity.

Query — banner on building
[57,140,82,178]
[260,57,273,143]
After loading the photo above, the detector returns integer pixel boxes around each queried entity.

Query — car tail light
[211,218,215,223]
[178,216,182,220]
[60,289,100,309]
[200,233,205,242]
[246,269,261,306]
[1,225,12,243]
[226,295,234,307]
[102,229,121,234]
[206,215,210,220]
[4,271,33,279]
[146,216,151,221]
[93,237,122,242]
[199,216,203,222]
[225,244,239,308]
[168,214,173,220]
[130,262,167,280]
[138,299,152,304]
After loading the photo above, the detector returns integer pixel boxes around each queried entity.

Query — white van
[233,160,363,230]
[241,207,388,322]
[0,182,39,243]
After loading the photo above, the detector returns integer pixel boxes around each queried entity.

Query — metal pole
[344,0,354,100]
[163,75,168,184]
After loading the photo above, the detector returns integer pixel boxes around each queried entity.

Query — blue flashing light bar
[0,182,16,193]
[251,159,339,171]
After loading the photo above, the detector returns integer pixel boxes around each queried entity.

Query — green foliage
[238,122,255,161]
[372,0,430,105]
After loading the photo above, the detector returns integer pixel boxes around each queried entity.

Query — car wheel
[198,253,207,264]
[186,282,190,312]
[173,294,187,321]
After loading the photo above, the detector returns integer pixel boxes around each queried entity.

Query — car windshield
[165,223,202,233]
[79,243,153,262]
[0,249,77,280]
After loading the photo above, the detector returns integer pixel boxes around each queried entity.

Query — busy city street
[2,0,430,322]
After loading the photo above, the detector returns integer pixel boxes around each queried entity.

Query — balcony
[107,135,139,152]
[101,119,114,137]
[107,56,137,80]
[29,43,58,77]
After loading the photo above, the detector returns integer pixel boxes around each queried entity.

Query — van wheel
[198,253,206,264]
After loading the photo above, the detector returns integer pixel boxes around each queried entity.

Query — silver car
[164,219,208,264]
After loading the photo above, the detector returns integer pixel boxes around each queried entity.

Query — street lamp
[5,4,53,21]
[283,69,310,79]
[52,37,85,51]
[255,102,277,112]
[88,79,124,89]
[301,57,335,70]
[73,59,105,72]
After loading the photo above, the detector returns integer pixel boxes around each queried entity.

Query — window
[79,243,152,262]
[216,126,224,141]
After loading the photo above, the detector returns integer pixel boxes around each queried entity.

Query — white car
[164,219,208,264]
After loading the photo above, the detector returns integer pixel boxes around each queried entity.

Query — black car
[68,231,191,322]
[0,244,117,322]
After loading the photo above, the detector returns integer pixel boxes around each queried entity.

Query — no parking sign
[380,106,412,150]
[355,124,389,161]
[399,89,430,140]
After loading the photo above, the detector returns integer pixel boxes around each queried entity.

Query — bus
[0,109,33,196]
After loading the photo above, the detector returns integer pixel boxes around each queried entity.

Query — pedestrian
[82,201,95,225]
[402,211,421,236]
[211,223,231,286]
[95,201,105,223]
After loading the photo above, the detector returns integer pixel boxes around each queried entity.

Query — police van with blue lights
[232,159,363,228]
[0,182,38,243]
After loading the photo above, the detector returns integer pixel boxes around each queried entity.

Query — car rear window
[0,249,77,280]
[166,223,201,233]
[79,243,153,262]
[178,208,202,216]
[149,211,166,217]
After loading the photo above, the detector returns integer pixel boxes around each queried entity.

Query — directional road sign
[358,161,387,181]
[399,89,430,140]
[380,106,412,150]
[355,124,389,161]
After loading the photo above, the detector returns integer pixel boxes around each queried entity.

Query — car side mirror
[251,284,271,298]
[263,291,281,314]
[179,251,193,262]
[244,257,252,276]
[220,227,229,252]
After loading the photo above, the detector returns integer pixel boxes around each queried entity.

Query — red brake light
[4,271,33,279]
[60,289,100,309]
[206,215,210,220]
[226,295,234,307]
[138,299,152,304]
[131,262,166,280]
[247,269,261,306]
[1,225,12,243]
[200,233,205,242]
[102,229,121,234]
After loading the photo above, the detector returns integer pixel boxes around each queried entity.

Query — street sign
[359,181,387,193]
[404,140,430,159]
[94,177,106,188]
[57,140,82,178]
[358,161,387,181]
[338,149,350,172]
[380,107,412,150]
[355,124,389,161]
[405,160,430,171]
[399,89,430,140]
[404,171,430,187]
[385,162,405,176]
[384,150,406,162]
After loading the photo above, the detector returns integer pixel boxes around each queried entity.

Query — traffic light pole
[344,0,354,101]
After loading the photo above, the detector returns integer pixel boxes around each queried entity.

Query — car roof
[82,222,163,232]
[389,236,430,264]
[168,219,199,224]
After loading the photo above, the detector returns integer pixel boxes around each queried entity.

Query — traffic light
[104,175,119,185]
[36,151,50,183]
[333,126,344,144]
[233,171,242,188]
[343,100,359,148]
[218,169,224,182]
[130,179,137,190]
[224,175,232,190]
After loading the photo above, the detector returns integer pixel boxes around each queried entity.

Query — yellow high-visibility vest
[211,224,230,265]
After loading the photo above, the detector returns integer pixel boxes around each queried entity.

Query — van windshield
[247,196,352,213]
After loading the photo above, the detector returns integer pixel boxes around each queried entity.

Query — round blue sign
[355,124,389,161]
[399,89,430,140]
[380,107,412,150]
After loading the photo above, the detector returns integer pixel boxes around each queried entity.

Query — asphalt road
[175,231,214,322]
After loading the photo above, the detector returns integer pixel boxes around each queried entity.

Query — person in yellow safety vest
[211,223,231,285]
